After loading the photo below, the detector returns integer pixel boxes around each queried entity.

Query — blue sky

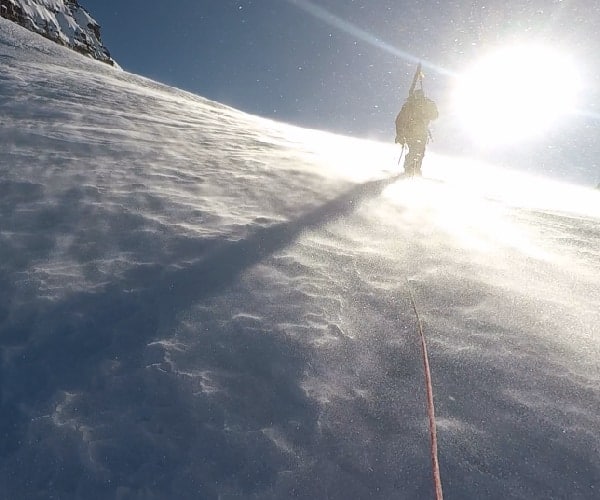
[82,0,456,137]
[81,0,600,184]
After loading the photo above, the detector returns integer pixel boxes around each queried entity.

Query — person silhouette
[395,85,438,176]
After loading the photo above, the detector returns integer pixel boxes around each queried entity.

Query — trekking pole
[398,143,406,166]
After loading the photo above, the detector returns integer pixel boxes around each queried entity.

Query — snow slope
[1,17,600,499]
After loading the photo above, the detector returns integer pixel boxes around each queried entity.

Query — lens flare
[286,0,453,76]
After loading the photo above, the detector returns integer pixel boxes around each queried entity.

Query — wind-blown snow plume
[1,15,599,500]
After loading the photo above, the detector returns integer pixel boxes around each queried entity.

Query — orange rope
[407,280,444,500]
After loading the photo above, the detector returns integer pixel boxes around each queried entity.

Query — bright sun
[452,44,581,145]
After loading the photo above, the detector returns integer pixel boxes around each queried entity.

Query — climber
[395,65,439,176]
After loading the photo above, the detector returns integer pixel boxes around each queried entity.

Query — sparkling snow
[1,18,599,499]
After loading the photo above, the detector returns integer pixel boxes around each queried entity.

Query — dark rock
[0,0,115,65]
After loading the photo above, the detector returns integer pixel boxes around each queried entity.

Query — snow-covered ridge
[0,0,114,65]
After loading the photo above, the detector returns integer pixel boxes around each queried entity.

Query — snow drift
[1,17,599,500]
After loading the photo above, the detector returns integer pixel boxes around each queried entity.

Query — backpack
[395,95,438,142]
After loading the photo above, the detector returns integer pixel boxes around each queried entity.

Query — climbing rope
[406,279,444,500]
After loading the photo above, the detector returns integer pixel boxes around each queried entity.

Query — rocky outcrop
[0,0,115,65]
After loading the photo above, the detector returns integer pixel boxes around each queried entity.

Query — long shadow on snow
[0,174,402,496]
[156,174,404,308]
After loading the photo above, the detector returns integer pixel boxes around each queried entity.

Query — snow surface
[1,17,600,500]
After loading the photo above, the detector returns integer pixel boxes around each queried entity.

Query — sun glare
[453,44,581,145]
